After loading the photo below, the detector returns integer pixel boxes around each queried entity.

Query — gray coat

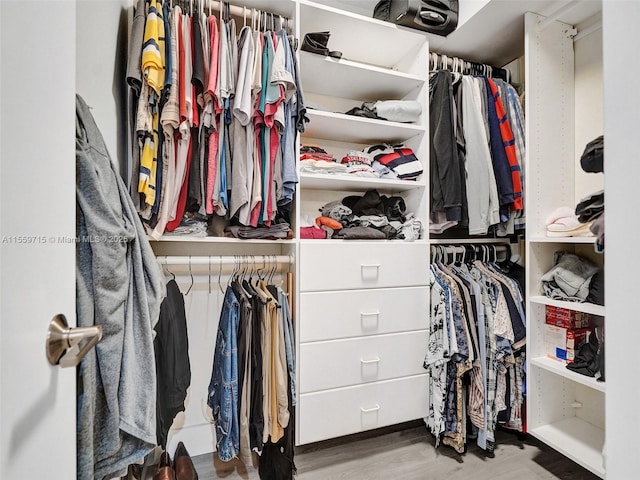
[76,95,165,480]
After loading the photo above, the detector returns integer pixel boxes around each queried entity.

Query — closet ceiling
[326,0,601,67]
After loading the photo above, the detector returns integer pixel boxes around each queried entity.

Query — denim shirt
[278,287,296,406]
[208,287,240,461]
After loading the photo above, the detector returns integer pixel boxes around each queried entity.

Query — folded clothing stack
[364,144,423,180]
[340,151,378,178]
[576,135,604,252]
[541,251,602,303]
[545,206,593,237]
[303,190,423,240]
[345,100,422,123]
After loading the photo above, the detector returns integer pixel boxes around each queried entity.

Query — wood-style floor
[190,423,600,480]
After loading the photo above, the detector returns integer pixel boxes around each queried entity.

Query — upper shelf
[299,51,425,101]
[303,109,424,144]
[315,0,602,67]
[300,172,425,192]
[299,0,427,72]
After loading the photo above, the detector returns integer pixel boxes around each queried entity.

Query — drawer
[298,375,429,445]
[300,242,428,291]
[300,331,428,393]
[299,286,428,342]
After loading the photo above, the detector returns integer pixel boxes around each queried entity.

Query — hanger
[163,256,176,281]
[185,256,194,295]
[217,256,224,294]
[268,255,277,284]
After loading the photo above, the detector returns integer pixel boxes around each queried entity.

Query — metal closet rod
[157,254,294,266]
[203,0,291,23]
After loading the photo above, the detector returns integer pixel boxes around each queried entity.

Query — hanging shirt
[205,15,220,215]
[230,26,255,222]
[138,0,166,208]
[278,30,299,206]
[487,78,523,211]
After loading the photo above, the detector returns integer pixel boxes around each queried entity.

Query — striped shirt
[487,79,523,211]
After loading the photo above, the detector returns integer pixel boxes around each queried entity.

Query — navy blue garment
[484,77,514,221]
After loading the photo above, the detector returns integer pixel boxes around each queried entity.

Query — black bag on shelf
[373,0,459,36]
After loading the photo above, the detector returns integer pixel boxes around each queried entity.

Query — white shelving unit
[525,4,605,478]
[295,0,430,446]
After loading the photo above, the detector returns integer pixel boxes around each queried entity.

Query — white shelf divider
[149,236,296,244]
[530,356,605,393]
[529,296,605,316]
[529,236,596,244]
[530,417,605,478]
[300,172,425,192]
[304,109,424,145]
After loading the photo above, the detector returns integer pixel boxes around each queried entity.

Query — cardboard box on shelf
[544,324,592,363]
[545,305,592,329]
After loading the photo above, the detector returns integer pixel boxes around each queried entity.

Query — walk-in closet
[2,1,639,480]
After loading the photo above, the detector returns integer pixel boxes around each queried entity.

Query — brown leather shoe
[153,452,175,480]
[174,442,198,480]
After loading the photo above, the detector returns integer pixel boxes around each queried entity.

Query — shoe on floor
[174,442,198,480]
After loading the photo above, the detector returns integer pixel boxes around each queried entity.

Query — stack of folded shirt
[364,144,423,180]
[546,206,593,237]
[340,151,378,178]
[541,252,599,302]
[225,222,292,240]
[300,144,335,162]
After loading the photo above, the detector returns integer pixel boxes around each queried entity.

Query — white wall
[603,2,640,479]
[574,15,604,204]
[76,0,131,182]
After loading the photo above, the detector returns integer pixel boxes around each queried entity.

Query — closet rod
[204,0,291,22]
[538,0,581,30]
[431,244,509,261]
[573,19,602,41]
[157,254,294,266]
[428,51,509,81]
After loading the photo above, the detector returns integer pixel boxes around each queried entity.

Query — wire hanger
[217,256,224,294]
[185,256,194,295]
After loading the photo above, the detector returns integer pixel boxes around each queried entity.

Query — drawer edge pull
[360,311,380,318]
[360,356,381,365]
[360,404,381,413]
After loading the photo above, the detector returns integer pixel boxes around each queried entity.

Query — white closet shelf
[304,110,424,145]
[299,0,426,72]
[299,239,429,245]
[299,51,424,101]
[529,236,596,244]
[149,236,296,244]
[299,172,425,192]
[529,417,605,478]
[529,296,605,316]
[530,357,605,393]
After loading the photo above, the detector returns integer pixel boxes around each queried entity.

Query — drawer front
[300,331,428,393]
[298,375,429,445]
[299,287,428,342]
[300,242,428,291]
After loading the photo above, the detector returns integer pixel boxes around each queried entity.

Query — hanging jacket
[430,70,462,221]
[76,94,165,480]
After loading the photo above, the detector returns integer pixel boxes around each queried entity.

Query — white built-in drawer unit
[299,242,429,292]
[298,374,429,445]
[299,286,428,342]
[300,330,428,393]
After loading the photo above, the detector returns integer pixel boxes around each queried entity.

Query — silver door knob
[46,314,102,368]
